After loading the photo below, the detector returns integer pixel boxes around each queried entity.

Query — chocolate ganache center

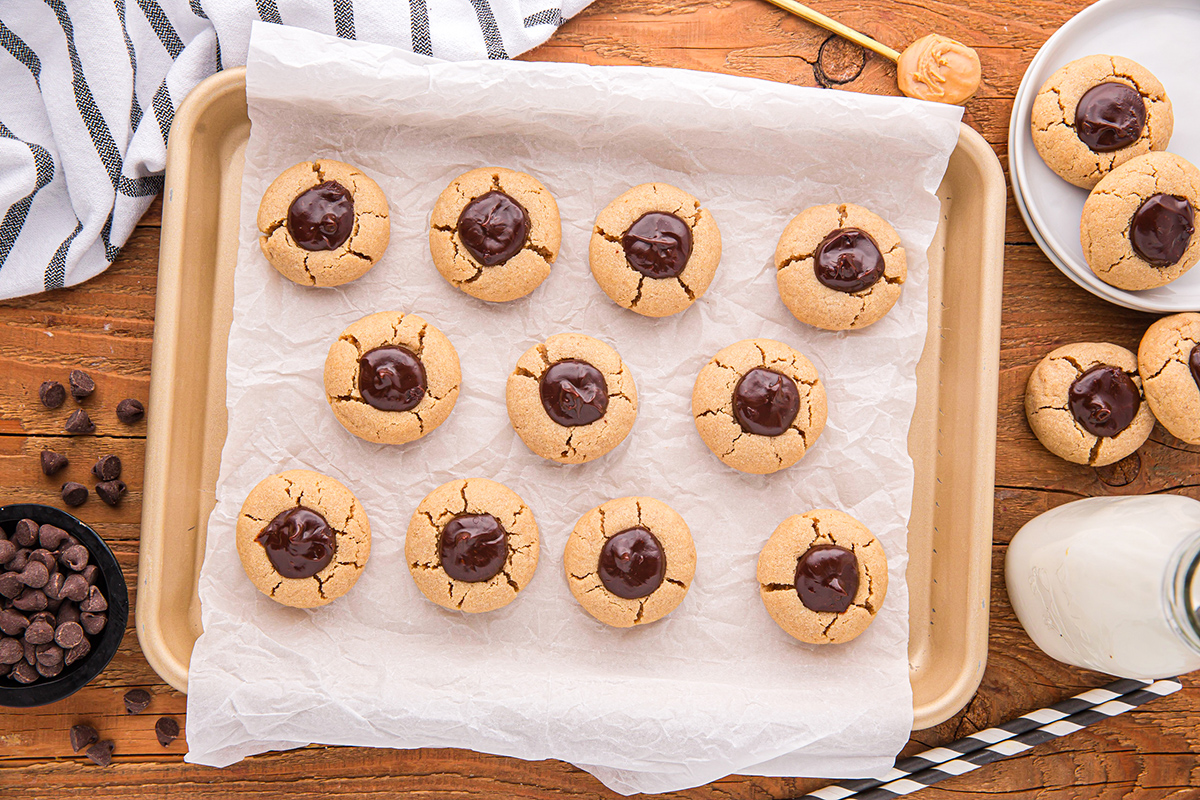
[288,180,354,251]
[813,227,885,293]
[795,544,859,613]
[358,346,427,412]
[621,212,693,278]
[733,368,801,436]
[1190,344,1200,392]
[1074,82,1146,152]
[1067,364,1141,438]
[598,527,666,599]
[1130,194,1195,267]
[256,506,336,579]
[440,514,509,583]
[540,359,609,427]
[457,191,529,266]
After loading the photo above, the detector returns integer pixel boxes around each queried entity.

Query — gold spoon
[762,0,982,105]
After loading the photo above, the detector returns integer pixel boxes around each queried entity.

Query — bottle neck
[1167,528,1200,657]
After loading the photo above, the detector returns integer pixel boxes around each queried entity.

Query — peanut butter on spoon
[760,0,982,105]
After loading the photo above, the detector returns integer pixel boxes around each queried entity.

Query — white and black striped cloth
[0,0,590,300]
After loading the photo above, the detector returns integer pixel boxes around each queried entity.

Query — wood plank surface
[4,0,1200,797]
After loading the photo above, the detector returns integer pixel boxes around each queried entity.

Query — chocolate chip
[65,409,95,434]
[24,620,54,645]
[80,585,107,612]
[61,481,89,507]
[54,620,84,648]
[81,565,98,585]
[35,643,63,666]
[23,638,35,664]
[79,611,106,636]
[70,724,99,752]
[39,380,66,409]
[0,540,14,565]
[38,524,69,549]
[61,573,88,601]
[115,398,144,424]
[91,454,121,482]
[35,658,63,678]
[60,544,89,572]
[0,572,22,599]
[69,370,95,399]
[17,561,49,589]
[64,636,90,665]
[56,602,79,626]
[0,609,28,636]
[40,450,68,476]
[13,519,38,548]
[6,549,29,572]
[0,637,22,664]
[13,588,48,612]
[155,716,180,747]
[95,480,126,507]
[43,571,65,601]
[11,660,38,684]
[29,548,57,571]
[123,688,151,715]
[85,740,114,766]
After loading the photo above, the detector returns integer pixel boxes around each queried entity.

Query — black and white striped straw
[799,677,1183,800]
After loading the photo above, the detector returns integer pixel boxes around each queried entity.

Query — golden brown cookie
[256,159,390,287]
[429,167,561,302]
[1025,342,1155,466]
[1080,152,1200,290]
[757,509,888,645]
[405,478,539,613]
[236,469,371,609]
[323,311,460,445]
[589,183,722,317]
[564,496,695,628]
[1030,55,1172,189]
[692,338,827,475]
[1139,313,1200,444]
[506,333,638,464]
[775,203,906,331]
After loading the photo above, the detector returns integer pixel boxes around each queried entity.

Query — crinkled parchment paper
[184,23,963,795]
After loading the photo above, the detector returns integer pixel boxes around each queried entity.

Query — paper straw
[799,677,1183,800]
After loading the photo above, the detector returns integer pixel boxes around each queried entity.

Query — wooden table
[3,1,1198,797]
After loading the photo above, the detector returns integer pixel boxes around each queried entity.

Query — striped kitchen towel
[0,0,591,300]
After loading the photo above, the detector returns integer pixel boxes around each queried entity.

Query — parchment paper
[184,23,963,794]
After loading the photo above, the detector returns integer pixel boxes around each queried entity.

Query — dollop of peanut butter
[896,34,981,105]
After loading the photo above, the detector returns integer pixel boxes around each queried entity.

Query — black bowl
[0,504,128,707]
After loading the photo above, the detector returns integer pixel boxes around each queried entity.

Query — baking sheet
[183,23,963,795]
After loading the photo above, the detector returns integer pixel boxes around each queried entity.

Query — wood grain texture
[4,1,1200,797]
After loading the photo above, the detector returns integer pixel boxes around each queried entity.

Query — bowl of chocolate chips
[0,504,127,707]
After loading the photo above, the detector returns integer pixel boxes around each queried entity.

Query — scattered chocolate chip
[155,717,180,747]
[123,688,151,715]
[11,660,38,684]
[13,519,39,548]
[61,482,89,507]
[54,620,84,648]
[40,449,68,476]
[61,574,88,601]
[85,740,114,767]
[70,724,99,752]
[91,455,121,482]
[64,636,90,665]
[115,398,144,424]
[95,480,126,507]
[60,544,89,572]
[65,409,95,434]
[13,588,48,612]
[69,370,95,400]
[0,637,22,664]
[0,540,14,565]
[39,380,66,409]
[38,524,69,550]
[79,585,107,613]
[79,611,106,636]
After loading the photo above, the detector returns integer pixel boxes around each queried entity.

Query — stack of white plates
[1009,0,1200,313]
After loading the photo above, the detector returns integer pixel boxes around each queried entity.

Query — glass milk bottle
[1006,494,1200,679]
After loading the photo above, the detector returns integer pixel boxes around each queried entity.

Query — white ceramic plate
[1009,0,1200,313]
